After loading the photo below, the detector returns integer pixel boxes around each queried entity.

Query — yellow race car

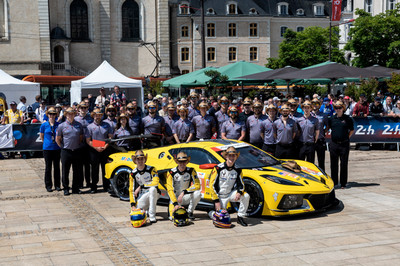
[105,140,336,217]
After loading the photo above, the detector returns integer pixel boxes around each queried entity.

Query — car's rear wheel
[232,178,264,217]
[111,167,131,201]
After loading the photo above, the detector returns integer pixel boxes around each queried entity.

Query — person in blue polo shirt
[40,107,61,192]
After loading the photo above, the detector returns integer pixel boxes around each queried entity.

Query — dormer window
[179,2,190,15]
[278,2,289,15]
[314,3,325,16]
[227,2,237,15]
[207,8,215,15]
[249,8,258,15]
[296,9,304,16]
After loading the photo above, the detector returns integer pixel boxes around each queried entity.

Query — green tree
[266,26,346,69]
[387,72,400,96]
[345,6,400,68]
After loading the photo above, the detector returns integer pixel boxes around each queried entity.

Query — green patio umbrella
[162,67,216,88]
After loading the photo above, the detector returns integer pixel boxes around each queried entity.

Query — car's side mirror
[199,163,217,169]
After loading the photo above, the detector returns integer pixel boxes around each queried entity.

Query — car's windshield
[216,146,280,168]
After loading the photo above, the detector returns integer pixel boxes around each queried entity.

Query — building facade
[170,0,331,75]
[0,0,171,77]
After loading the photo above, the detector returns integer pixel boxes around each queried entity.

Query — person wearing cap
[24,105,38,124]
[328,100,354,189]
[2,101,24,125]
[95,87,107,108]
[343,96,355,116]
[34,100,47,122]
[166,151,201,220]
[109,86,127,108]
[103,104,117,131]
[113,113,137,150]
[273,104,298,159]
[158,101,168,117]
[221,106,246,141]
[129,150,160,223]
[297,101,319,163]
[142,101,166,148]
[287,98,303,120]
[188,92,201,121]
[75,101,94,189]
[311,98,329,170]
[126,102,142,137]
[260,104,278,155]
[40,107,61,192]
[192,102,216,140]
[369,96,384,117]
[173,106,195,143]
[163,104,179,145]
[246,101,267,149]
[209,146,250,227]
[54,104,64,123]
[319,97,334,117]
[352,93,369,117]
[86,108,113,193]
[239,97,254,124]
[56,107,84,195]
[214,96,230,138]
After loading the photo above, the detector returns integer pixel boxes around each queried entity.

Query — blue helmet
[213,209,232,228]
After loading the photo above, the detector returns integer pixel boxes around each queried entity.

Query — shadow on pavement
[347,182,380,188]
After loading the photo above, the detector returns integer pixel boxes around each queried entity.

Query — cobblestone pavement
[1,150,400,265]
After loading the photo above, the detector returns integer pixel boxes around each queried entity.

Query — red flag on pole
[331,0,342,21]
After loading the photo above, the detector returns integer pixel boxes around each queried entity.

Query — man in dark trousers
[328,100,354,189]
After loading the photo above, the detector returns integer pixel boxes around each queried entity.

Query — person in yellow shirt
[2,101,24,125]
[129,150,160,223]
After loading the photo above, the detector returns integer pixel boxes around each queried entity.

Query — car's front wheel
[232,178,264,217]
[111,167,131,201]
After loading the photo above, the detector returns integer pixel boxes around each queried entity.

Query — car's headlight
[261,175,303,186]
[278,194,304,209]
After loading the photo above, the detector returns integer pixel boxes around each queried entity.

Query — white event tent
[70,61,144,108]
[0,69,40,104]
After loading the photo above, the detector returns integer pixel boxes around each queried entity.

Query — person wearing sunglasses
[103,104,117,131]
[297,101,319,163]
[215,96,230,138]
[188,92,200,121]
[40,107,61,192]
[142,101,166,148]
[327,100,354,189]
[74,101,94,190]
[273,104,298,159]
[192,102,216,140]
[166,151,201,221]
[221,106,246,141]
[260,104,278,155]
[238,97,254,124]
[246,101,267,149]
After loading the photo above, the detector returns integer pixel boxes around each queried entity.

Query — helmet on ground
[173,207,189,227]
[213,209,232,228]
[130,208,147,228]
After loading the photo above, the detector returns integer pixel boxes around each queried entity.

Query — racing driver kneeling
[129,150,160,223]
[166,151,201,221]
[210,146,250,227]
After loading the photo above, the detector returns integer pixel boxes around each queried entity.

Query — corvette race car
[105,139,336,217]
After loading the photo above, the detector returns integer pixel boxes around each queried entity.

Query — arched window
[278,2,289,15]
[228,3,237,14]
[296,9,304,16]
[122,0,140,41]
[54,46,65,63]
[314,3,325,16]
[180,1,190,15]
[70,0,89,41]
[297,26,304,32]
[0,0,5,38]
[387,0,396,10]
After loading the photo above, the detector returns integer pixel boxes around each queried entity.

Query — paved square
[1,149,400,265]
